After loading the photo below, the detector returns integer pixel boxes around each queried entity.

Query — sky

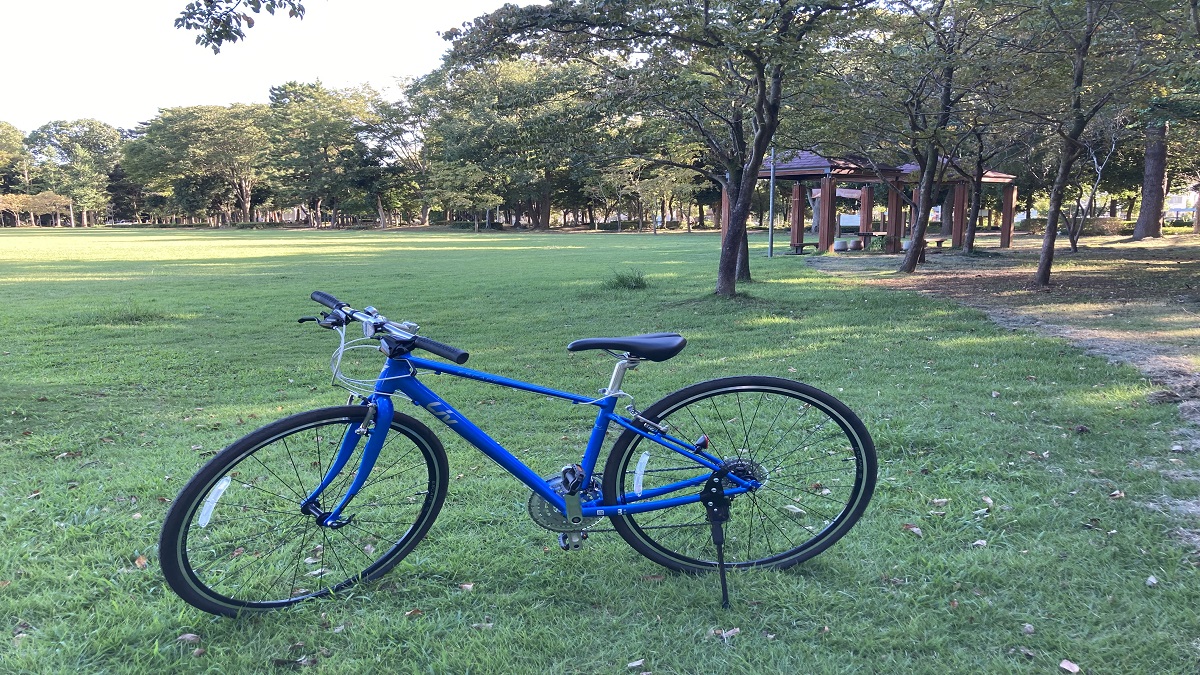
[0,0,516,134]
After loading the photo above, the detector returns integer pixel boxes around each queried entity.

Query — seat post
[604,356,640,396]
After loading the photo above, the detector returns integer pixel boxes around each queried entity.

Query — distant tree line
[0,74,723,232]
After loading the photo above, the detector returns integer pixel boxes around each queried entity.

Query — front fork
[301,397,395,527]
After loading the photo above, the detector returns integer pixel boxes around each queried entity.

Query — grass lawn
[1,227,1197,673]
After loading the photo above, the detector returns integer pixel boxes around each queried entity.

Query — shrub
[1077,217,1126,236]
[1015,217,1045,234]
[607,268,649,290]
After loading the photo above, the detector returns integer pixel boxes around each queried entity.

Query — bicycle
[159,291,877,616]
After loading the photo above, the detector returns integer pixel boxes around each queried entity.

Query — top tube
[404,355,610,406]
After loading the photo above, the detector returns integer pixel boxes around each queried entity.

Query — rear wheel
[159,406,448,616]
[602,376,875,573]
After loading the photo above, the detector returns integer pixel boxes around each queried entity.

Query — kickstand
[702,470,732,609]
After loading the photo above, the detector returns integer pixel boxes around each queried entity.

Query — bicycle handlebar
[309,291,470,365]
[310,290,348,311]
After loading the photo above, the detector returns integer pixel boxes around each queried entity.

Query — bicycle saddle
[566,332,687,362]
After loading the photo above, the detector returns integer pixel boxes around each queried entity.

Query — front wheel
[159,406,448,616]
[603,376,876,573]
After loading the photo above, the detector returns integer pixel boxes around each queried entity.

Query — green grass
[0,228,1197,673]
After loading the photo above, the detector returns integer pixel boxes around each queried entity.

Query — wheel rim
[614,385,870,568]
[176,416,440,610]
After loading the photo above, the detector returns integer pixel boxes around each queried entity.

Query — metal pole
[767,148,776,257]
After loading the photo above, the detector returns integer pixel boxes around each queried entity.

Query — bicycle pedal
[557,531,587,551]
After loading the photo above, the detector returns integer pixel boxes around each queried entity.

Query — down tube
[393,374,566,507]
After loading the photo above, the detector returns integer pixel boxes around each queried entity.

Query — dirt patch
[805,232,1200,443]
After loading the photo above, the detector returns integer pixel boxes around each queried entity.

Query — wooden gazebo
[721,151,1018,254]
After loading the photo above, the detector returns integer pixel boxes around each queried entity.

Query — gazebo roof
[760,151,901,181]
[759,151,1013,184]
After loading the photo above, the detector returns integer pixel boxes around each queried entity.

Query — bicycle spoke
[606,378,875,572]
[163,407,448,614]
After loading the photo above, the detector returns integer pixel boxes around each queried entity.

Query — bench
[785,241,820,255]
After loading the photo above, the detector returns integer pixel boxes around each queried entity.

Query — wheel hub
[722,457,767,488]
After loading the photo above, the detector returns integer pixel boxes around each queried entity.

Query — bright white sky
[1,0,515,134]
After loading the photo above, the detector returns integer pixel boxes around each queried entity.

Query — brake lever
[298,316,319,324]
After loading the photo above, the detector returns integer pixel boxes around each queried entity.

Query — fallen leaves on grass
[627,659,645,668]
[1060,659,1081,673]
[1146,575,1159,587]
[176,633,201,644]
[1022,623,1035,635]
[712,627,740,641]
[404,608,423,618]
[902,523,924,538]
[971,540,988,548]
[1110,490,1126,499]
[134,555,149,569]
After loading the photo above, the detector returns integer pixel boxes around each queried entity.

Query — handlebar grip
[311,291,348,310]
[413,336,470,365]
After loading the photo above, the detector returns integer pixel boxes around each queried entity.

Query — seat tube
[580,397,618,477]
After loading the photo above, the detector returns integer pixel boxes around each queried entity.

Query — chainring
[527,475,604,532]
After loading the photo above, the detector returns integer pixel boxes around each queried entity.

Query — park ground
[1,227,1200,673]
[807,231,1200,429]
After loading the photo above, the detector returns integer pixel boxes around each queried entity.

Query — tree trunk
[736,228,751,282]
[898,144,941,273]
[1192,184,1200,234]
[1133,120,1167,240]
[940,189,954,236]
[1035,138,1084,286]
[963,177,983,253]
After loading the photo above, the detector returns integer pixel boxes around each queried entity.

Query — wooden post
[886,183,903,253]
[1000,184,1017,248]
[789,182,805,252]
[908,190,917,239]
[720,187,731,238]
[859,185,874,234]
[818,175,837,252]
[952,183,967,248]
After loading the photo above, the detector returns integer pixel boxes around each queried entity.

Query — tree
[176,0,305,52]
[26,119,122,226]
[123,105,271,223]
[269,82,377,227]
[799,0,1029,270]
[0,121,29,195]
[446,0,868,297]
[414,58,611,229]
[1010,0,1178,286]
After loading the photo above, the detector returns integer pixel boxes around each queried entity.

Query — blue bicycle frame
[304,353,761,527]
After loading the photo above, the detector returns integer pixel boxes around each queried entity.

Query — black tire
[602,376,875,573]
[159,406,448,616]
